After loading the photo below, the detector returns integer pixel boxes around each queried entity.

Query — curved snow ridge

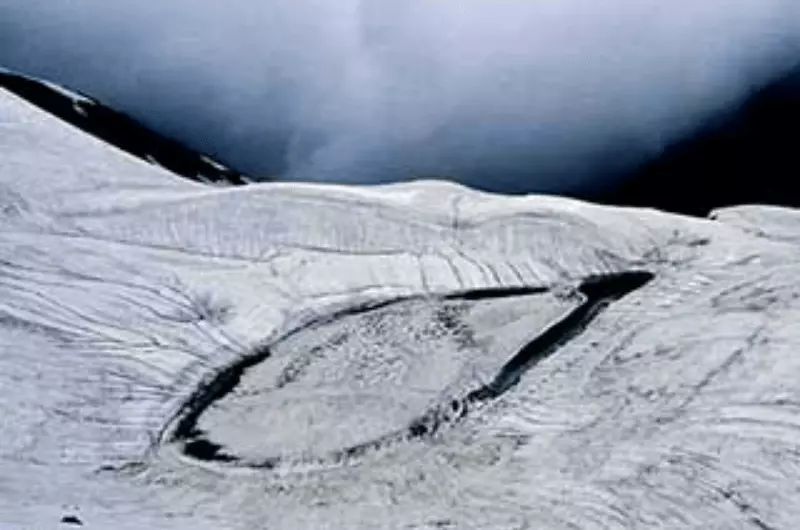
[51,180,693,275]
[710,205,800,244]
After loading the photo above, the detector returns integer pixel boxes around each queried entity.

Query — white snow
[2,87,800,529]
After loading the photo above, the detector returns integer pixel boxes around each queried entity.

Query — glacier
[2,84,800,529]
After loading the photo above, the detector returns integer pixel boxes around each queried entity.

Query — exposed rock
[60,514,83,526]
[2,86,800,529]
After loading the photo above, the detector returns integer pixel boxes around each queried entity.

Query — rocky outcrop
[2,86,800,529]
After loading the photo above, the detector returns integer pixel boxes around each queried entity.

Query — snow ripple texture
[2,88,800,529]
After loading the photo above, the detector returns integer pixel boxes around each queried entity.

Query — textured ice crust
[2,87,800,529]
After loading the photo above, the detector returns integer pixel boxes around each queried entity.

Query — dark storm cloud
[1,0,799,193]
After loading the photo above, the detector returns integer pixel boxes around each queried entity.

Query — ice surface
[2,87,800,529]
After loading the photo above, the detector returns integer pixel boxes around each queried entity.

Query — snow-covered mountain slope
[2,87,800,529]
[0,67,249,186]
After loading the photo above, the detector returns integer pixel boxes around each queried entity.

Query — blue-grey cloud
[1,0,799,193]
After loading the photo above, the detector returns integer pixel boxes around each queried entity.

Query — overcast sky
[1,0,799,193]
